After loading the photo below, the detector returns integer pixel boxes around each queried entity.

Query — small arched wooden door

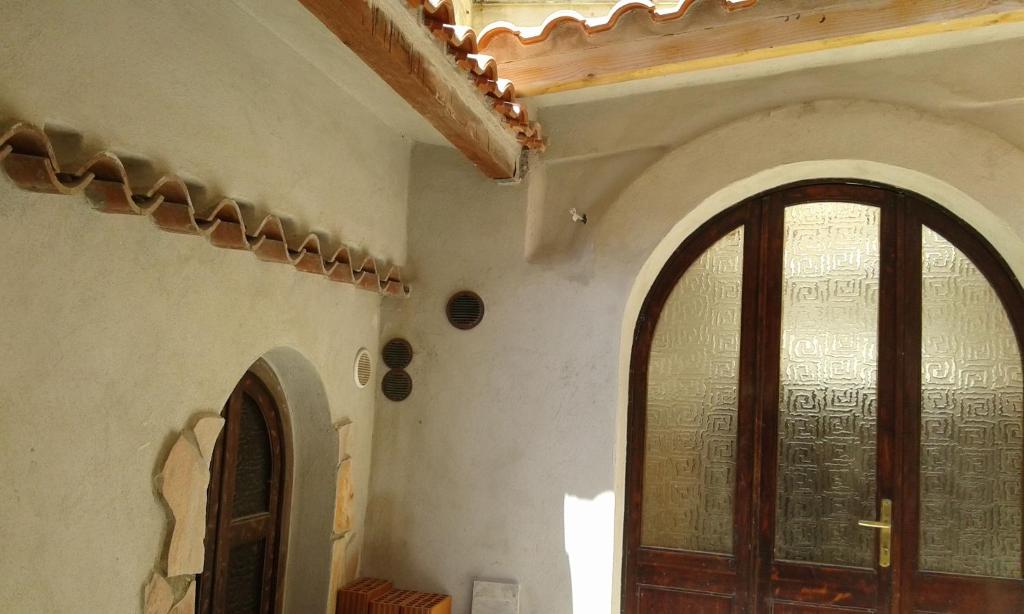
[623,182,1024,613]
[198,370,291,614]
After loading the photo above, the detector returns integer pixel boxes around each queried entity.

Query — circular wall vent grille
[381,369,413,402]
[446,291,485,330]
[353,348,373,388]
[382,338,413,369]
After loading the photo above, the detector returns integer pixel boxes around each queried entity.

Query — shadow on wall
[258,347,338,614]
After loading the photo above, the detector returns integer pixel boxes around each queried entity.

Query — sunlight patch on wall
[563,491,615,613]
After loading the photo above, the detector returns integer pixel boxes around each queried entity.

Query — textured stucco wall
[365,100,1024,614]
[0,0,410,262]
[0,1,411,612]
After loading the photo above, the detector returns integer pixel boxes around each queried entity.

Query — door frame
[621,179,1024,613]
[198,367,293,614]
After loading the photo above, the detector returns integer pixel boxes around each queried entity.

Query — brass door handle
[857,498,892,568]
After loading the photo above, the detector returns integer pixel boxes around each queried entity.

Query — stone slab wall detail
[471,580,520,614]
[143,413,224,614]
[327,420,360,614]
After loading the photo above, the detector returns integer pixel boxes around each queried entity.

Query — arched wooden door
[198,370,291,614]
[622,182,1024,613]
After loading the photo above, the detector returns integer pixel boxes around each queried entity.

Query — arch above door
[621,181,1024,613]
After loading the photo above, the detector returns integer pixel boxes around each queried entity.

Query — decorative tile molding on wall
[0,122,409,297]
[327,420,360,614]
[144,414,225,614]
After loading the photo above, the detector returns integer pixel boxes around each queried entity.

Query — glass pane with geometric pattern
[774,202,879,567]
[919,227,1023,578]
[232,394,273,518]
[641,228,744,553]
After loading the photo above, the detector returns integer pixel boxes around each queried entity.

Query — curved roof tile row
[477,0,757,47]
[0,122,410,297]
[411,0,545,150]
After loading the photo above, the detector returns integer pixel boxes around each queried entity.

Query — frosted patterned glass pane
[919,228,1023,578]
[232,394,272,518]
[774,202,879,567]
[641,228,744,553]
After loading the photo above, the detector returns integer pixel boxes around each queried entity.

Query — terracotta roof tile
[0,122,409,297]
[477,0,757,48]
[406,0,546,151]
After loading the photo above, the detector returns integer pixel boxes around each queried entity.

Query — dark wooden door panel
[636,549,738,596]
[770,562,879,611]
[907,573,1024,613]
[771,601,876,613]
[638,585,734,613]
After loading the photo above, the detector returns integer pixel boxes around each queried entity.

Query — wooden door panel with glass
[623,182,1024,614]
[756,188,896,613]
[897,202,1024,613]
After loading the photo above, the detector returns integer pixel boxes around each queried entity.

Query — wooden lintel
[483,0,1024,97]
[301,0,521,179]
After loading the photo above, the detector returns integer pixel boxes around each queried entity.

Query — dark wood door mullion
[886,192,910,614]
[752,193,786,613]
[734,198,766,614]
[875,191,901,613]
[213,387,245,613]
[893,193,918,614]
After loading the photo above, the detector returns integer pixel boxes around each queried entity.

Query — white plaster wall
[0,0,410,262]
[366,100,1024,613]
[0,1,411,612]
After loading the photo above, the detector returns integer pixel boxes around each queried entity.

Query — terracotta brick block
[367,589,452,614]
[400,591,451,614]
[337,577,393,614]
[369,589,420,614]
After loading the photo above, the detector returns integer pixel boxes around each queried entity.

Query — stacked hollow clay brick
[337,577,451,614]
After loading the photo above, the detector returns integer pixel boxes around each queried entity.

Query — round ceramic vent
[381,369,412,402]
[382,338,413,369]
[446,291,484,330]
[353,348,373,389]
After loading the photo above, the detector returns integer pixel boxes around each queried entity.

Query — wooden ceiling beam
[302,0,523,179]
[480,0,1024,97]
